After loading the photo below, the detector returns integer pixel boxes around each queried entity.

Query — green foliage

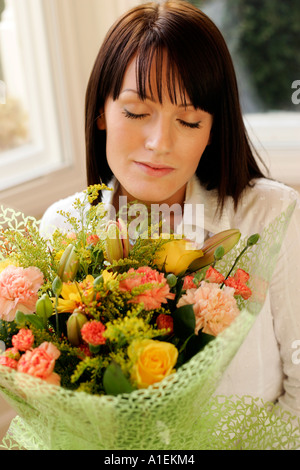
[173,305,195,340]
[71,355,108,395]
[103,362,134,396]
[187,0,203,7]
[188,0,300,111]
[226,0,300,110]
[0,319,18,346]
[1,221,54,281]
[15,310,44,330]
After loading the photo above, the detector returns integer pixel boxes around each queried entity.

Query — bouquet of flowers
[0,185,299,450]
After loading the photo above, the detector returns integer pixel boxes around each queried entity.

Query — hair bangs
[134,40,188,107]
[133,34,221,115]
[104,4,222,114]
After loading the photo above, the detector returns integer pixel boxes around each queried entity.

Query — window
[0,0,65,190]
[0,0,87,218]
[188,0,300,189]
[0,0,143,219]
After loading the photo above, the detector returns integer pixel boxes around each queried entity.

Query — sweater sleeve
[269,191,300,417]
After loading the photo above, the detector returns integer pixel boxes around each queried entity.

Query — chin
[133,192,171,205]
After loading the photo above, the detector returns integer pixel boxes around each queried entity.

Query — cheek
[182,141,207,171]
[187,130,212,163]
[106,119,140,158]
[106,129,126,167]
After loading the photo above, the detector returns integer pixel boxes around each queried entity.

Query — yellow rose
[128,339,178,389]
[154,239,203,276]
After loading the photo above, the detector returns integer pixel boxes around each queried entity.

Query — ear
[96,110,106,130]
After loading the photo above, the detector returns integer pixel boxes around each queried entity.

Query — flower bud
[214,246,225,261]
[247,233,260,247]
[166,273,177,288]
[52,276,63,297]
[67,309,88,346]
[104,219,129,263]
[57,244,79,282]
[36,293,53,325]
[188,229,241,271]
[93,275,104,288]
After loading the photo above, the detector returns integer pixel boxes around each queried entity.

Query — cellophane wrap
[0,202,299,450]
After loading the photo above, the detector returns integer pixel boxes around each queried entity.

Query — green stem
[55,295,60,338]
[179,334,194,354]
[220,245,249,288]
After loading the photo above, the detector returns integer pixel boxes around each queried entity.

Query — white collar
[102,175,232,242]
[184,175,232,235]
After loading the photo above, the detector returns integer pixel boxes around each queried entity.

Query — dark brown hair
[85,0,266,210]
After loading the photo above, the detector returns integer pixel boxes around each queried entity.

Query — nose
[145,117,173,155]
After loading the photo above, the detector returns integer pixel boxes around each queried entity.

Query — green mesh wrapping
[0,201,299,450]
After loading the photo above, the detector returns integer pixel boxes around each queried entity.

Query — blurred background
[0,0,299,443]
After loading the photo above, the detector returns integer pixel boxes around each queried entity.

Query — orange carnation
[119,266,175,310]
[205,267,225,284]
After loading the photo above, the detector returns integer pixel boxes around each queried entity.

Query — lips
[141,162,173,169]
[134,161,174,177]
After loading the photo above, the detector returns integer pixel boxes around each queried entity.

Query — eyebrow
[120,88,194,108]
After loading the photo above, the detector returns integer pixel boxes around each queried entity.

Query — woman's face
[99,56,213,207]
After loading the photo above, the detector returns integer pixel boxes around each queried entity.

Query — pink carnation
[17,348,57,382]
[62,232,77,245]
[0,355,18,369]
[0,265,44,321]
[12,328,34,351]
[44,372,61,386]
[38,342,61,360]
[119,266,175,310]
[66,232,77,240]
[177,281,240,336]
[4,347,20,360]
[81,320,106,346]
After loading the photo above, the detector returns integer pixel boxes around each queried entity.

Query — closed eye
[123,109,201,128]
[178,119,201,129]
[122,109,149,120]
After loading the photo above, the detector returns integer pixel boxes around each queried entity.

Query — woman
[40,1,300,417]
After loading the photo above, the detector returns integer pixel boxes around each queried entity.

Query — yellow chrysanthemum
[56,275,95,313]
[102,270,117,286]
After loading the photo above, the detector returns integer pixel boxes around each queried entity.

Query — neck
[112,183,186,235]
